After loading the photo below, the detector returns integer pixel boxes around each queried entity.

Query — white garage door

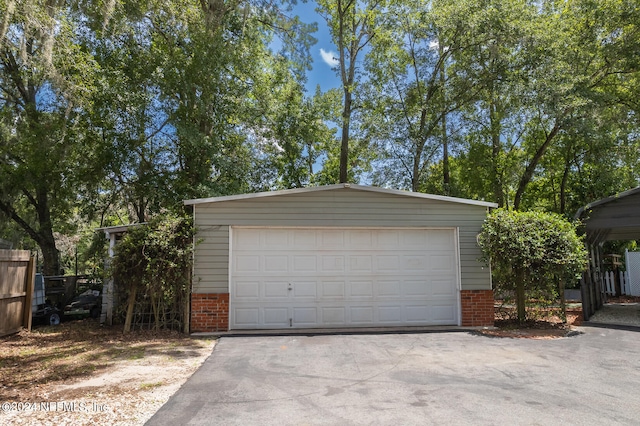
[230,228,459,329]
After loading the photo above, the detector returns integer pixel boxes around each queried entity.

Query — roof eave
[183,183,498,208]
[95,223,146,234]
[575,186,640,219]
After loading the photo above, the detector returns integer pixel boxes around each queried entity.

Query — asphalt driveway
[147,327,640,425]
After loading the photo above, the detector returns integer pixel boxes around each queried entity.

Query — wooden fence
[580,270,603,321]
[0,250,35,336]
[604,270,631,296]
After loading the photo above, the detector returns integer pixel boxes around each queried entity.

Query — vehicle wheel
[48,313,61,326]
[90,307,100,319]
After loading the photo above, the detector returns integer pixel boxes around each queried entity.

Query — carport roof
[575,186,640,245]
[183,183,498,208]
[95,223,146,235]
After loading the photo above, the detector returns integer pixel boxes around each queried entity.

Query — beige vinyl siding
[192,189,492,293]
[193,225,229,293]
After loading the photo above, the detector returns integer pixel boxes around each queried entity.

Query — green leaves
[111,213,194,295]
[1,0,639,279]
[479,209,586,273]
[478,208,587,321]
[110,213,194,330]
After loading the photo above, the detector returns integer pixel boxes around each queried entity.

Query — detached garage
[185,184,496,332]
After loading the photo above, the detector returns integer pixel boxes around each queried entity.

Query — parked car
[32,303,62,325]
[63,290,101,319]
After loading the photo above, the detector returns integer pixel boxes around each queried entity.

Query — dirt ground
[477,305,584,339]
[605,295,640,303]
[0,319,215,425]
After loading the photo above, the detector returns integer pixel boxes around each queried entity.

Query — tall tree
[317,0,380,183]
[0,1,100,275]
[364,0,486,192]
[83,0,319,221]
[511,0,640,209]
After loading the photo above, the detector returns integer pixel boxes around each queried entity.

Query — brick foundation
[461,290,494,327]
[190,290,493,331]
[190,293,229,332]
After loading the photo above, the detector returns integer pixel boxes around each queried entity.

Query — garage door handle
[288,283,292,291]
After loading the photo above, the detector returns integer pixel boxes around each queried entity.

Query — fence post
[22,256,35,331]
[623,270,630,295]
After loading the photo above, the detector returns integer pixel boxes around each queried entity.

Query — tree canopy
[0,0,638,275]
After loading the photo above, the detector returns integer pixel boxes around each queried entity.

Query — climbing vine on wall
[110,214,194,332]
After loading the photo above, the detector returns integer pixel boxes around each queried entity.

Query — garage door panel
[291,255,316,272]
[430,254,455,272]
[402,232,429,248]
[403,281,429,296]
[349,230,373,248]
[265,230,289,248]
[264,281,289,298]
[403,255,428,271]
[264,307,289,326]
[235,281,260,298]
[349,255,373,271]
[235,255,260,273]
[350,281,374,297]
[264,255,288,272]
[432,279,456,296]
[321,231,344,248]
[321,281,345,298]
[378,306,403,322]
[292,281,317,298]
[351,306,374,323]
[293,307,317,325]
[236,232,260,249]
[376,255,400,271]
[377,230,401,248]
[230,228,459,329]
[378,280,402,297]
[234,308,260,327]
[321,255,345,271]
[292,230,317,248]
[405,305,429,322]
[322,307,346,324]
[432,305,456,322]
[425,229,455,247]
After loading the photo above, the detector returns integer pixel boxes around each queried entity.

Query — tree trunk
[515,268,526,323]
[0,196,60,276]
[442,122,449,195]
[513,121,562,210]
[439,44,449,195]
[558,278,566,322]
[339,90,351,183]
[40,241,60,276]
[123,286,137,333]
[489,98,504,207]
[559,156,571,215]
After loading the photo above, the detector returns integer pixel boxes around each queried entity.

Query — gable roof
[183,183,498,208]
[575,186,640,244]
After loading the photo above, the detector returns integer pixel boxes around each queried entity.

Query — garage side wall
[190,190,493,331]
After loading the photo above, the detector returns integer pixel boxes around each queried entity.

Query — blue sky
[291,1,341,93]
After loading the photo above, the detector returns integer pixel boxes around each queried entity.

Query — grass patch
[139,381,164,390]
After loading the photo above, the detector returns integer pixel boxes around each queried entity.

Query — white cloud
[429,39,449,53]
[320,48,339,68]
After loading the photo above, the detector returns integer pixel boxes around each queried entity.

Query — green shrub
[477,209,587,322]
[110,213,194,332]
